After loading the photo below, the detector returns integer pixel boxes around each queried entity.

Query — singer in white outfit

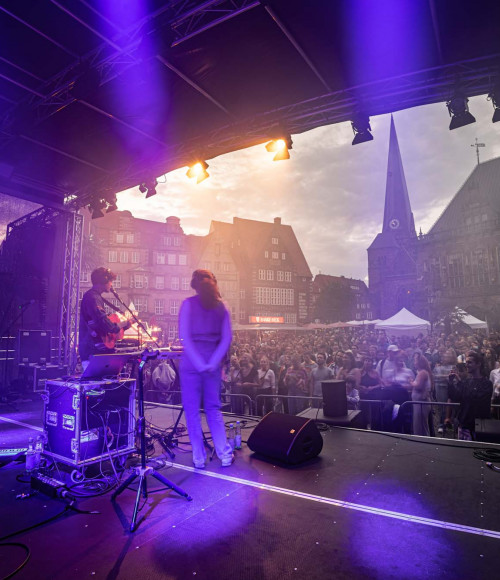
[179,270,234,469]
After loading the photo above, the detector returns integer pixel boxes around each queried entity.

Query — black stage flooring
[1,401,500,580]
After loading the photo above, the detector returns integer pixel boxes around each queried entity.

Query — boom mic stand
[112,349,192,532]
[110,288,160,348]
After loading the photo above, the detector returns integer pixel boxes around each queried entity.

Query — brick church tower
[368,116,418,319]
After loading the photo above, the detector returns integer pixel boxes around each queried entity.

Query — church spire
[382,116,416,237]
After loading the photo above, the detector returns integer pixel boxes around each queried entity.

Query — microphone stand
[110,288,160,349]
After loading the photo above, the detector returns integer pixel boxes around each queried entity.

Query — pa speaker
[321,379,347,417]
[247,412,323,465]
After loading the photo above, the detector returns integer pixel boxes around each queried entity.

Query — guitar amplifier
[43,378,136,467]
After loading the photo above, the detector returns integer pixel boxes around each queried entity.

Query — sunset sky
[116,94,500,282]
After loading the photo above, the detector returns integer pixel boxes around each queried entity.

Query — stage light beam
[265,136,292,161]
[186,161,209,184]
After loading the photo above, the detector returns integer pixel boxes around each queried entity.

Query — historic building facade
[198,217,312,326]
[82,211,194,341]
[368,116,500,328]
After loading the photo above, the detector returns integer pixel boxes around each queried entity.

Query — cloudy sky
[116,94,500,282]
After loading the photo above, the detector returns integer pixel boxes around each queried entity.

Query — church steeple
[382,116,416,237]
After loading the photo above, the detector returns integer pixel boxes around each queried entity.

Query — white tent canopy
[456,309,488,330]
[375,308,431,337]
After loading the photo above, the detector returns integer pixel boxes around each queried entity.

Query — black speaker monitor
[18,329,52,364]
[322,379,347,417]
[247,412,323,465]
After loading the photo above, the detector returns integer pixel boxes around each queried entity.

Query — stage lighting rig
[446,91,476,130]
[89,198,106,219]
[265,135,293,161]
[351,114,373,145]
[186,161,209,184]
[145,179,158,198]
[488,87,500,123]
[106,194,118,213]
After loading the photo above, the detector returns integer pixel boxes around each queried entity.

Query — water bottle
[227,423,235,450]
[35,435,44,471]
[235,421,242,450]
[26,437,37,475]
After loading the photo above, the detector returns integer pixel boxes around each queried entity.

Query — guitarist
[78,267,131,365]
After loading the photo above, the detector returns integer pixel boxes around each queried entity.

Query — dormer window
[272,237,278,245]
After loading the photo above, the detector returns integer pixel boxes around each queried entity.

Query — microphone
[110,287,120,299]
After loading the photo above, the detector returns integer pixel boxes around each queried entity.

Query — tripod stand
[112,350,192,532]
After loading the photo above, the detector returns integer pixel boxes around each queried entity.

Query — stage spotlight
[265,135,292,161]
[488,88,500,123]
[145,179,158,198]
[89,199,106,219]
[186,161,209,184]
[351,114,373,145]
[446,92,476,130]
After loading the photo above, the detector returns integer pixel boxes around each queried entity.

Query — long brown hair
[190,269,221,309]
[415,353,435,392]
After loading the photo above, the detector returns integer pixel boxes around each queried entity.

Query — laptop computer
[81,353,131,380]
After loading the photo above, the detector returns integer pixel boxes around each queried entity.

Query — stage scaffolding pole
[58,211,83,371]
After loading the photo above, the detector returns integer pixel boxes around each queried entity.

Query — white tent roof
[458,310,488,330]
[375,308,431,337]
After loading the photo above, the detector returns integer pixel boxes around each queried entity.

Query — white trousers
[180,367,233,465]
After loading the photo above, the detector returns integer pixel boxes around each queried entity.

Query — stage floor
[1,400,500,580]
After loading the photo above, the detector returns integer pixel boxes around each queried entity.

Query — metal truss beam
[58,211,83,371]
[67,54,500,209]
[169,0,260,46]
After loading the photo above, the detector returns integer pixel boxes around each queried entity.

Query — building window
[272,252,279,259]
[120,251,128,263]
[126,233,134,244]
[167,254,176,265]
[284,313,297,324]
[239,310,246,321]
[284,271,292,282]
[132,274,147,289]
[114,275,121,289]
[223,262,230,272]
[157,252,165,265]
[80,271,89,283]
[109,250,117,262]
[154,299,164,315]
[155,276,164,289]
[116,233,124,244]
[170,299,179,315]
[131,251,140,264]
[254,287,294,306]
[135,297,147,312]
[171,277,179,290]
[267,270,274,281]
[258,269,265,280]
[264,251,269,258]
[168,323,178,340]
[277,271,284,282]
[182,277,190,291]
[163,236,171,246]
[179,254,187,266]
[240,289,245,299]
[174,237,181,246]
[272,237,278,245]
[281,253,286,260]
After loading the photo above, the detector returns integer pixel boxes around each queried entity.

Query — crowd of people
[221,326,499,440]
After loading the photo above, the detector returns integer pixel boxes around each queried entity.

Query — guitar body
[103,313,126,349]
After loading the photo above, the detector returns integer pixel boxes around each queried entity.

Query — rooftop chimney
[274,217,281,225]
